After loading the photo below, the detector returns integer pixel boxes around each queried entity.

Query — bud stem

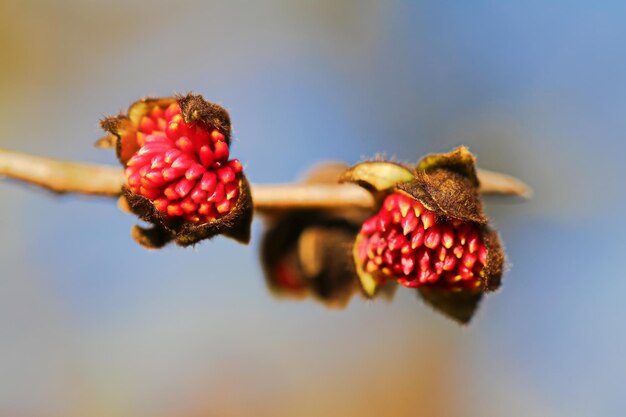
[0,148,530,212]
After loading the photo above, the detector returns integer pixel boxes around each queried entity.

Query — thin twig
[0,148,530,211]
[0,148,124,196]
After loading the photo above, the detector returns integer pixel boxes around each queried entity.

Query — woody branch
[0,148,529,212]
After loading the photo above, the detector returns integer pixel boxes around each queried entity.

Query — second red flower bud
[356,192,487,291]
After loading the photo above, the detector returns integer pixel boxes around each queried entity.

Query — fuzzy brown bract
[99,97,178,164]
[176,94,232,144]
[123,176,253,248]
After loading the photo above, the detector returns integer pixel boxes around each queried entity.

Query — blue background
[1,1,624,416]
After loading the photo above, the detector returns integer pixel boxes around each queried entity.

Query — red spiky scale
[443,254,457,271]
[190,187,207,204]
[163,184,178,200]
[185,164,205,181]
[208,182,225,203]
[153,198,168,212]
[199,146,214,167]
[217,166,235,183]
[424,224,441,249]
[175,137,195,153]
[225,182,239,201]
[124,102,243,224]
[211,130,225,143]
[216,199,232,214]
[140,116,156,133]
[170,155,194,170]
[400,209,418,235]
[150,155,166,170]
[214,141,229,161]
[164,149,182,164]
[198,202,212,215]
[421,210,437,230]
[410,224,424,249]
[378,211,392,232]
[401,253,415,275]
[164,103,180,120]
[139,186,161,200]
[357,192,488,291]
[180,198,198,214]
[468,233,481,254]
[228,159,243,174]
[162,167,185,182]
[174,178,194,198]
[441,224,455,249]
[145,171,164,185]
[200,172,217,193]
[165,122,181,140]
[167,203,184,217]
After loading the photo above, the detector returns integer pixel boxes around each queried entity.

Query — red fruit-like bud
[99,94,252,248]
[124,102,241,223]
[355,192,488,292]
[342,147,506,323]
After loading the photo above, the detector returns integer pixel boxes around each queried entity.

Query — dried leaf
[479,227,505,291]
[340,161,414,192]
[417,146,479,187]
[397,171,487,224]
[131,225,172,249]
[418,287,483,324]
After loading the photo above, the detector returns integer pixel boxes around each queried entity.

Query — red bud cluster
[99,94,252,247]
[356,192,487,291]
[124,102,243,224]
[342,147,505,323]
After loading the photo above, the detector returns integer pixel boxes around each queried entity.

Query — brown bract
[99,97,177,164]
[177,94,232,143]
[123,176,253,248]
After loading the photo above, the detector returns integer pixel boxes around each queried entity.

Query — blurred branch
[0,148,530,211]
[0,148,123,196]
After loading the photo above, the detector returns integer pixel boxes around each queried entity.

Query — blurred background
[1,1,625,416]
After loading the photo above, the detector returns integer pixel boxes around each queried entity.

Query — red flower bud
[98,94,252,248]
[356,192,486,291]
[342,147,506,323]
[123,102,241,225]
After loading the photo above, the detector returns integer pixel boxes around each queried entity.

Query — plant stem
[0,148,529,211]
